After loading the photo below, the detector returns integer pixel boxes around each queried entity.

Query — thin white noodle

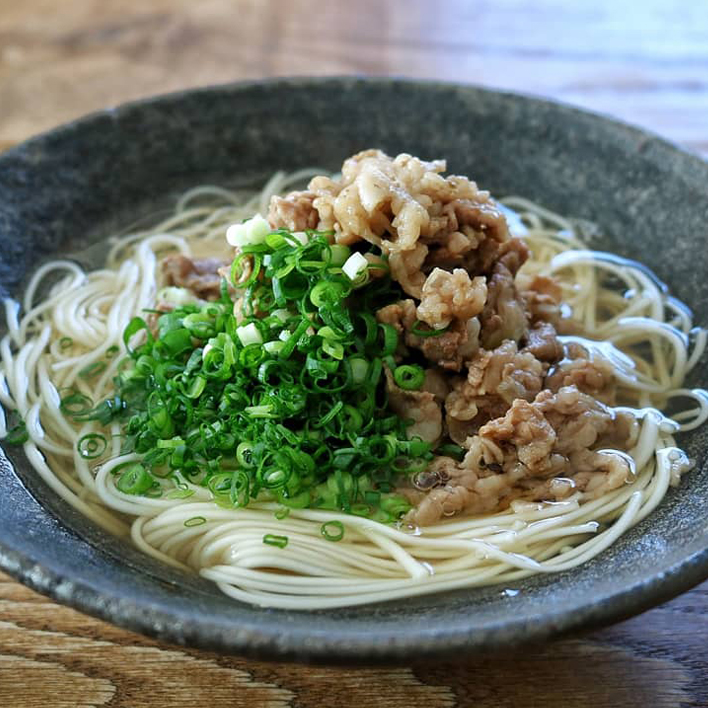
[1,181,705,609]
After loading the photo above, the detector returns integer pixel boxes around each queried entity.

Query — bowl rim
[1,75,708,663]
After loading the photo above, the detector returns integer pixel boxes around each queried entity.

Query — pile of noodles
[1,171,707,609]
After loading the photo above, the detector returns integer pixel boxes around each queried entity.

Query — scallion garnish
[393,364,425,390]
[77,433,108,459]
[67,228,432,523]
[78,361,108,379]
[411,320,450,337]
[60,391,93,417]
[437,443,466,461]
[320,520,345,542]
[167,487,195,500]
[2,410,29,445]
[116,464,154,495]
[263,533,289,548]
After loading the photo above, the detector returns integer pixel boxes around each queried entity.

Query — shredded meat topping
[162,255,227,301]
[444,341,545,443]
[307,150,509,250]
[267,190,319,232]
[407,386,638,526]
[417,268,487,329]
[517,273,564,327]
[545,343,617,405]
[523,321,563,363]
[388,243,428,298]
[422,368,450,403]
[479,257,528,349]
[268,149,511,298]
[417,318,481,371]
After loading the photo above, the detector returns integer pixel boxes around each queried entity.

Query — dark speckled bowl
[1,78,707,663]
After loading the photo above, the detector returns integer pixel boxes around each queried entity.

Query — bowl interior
[1,78,708,661]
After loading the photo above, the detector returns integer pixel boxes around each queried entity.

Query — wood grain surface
[1,1,708,706]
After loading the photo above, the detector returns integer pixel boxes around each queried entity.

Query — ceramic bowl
[1,78,707,662]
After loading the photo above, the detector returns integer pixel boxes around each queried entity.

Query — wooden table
[1,1,707,706]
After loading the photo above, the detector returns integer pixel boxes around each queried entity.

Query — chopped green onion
[393,364,425,390]
[321,520,345,542]
[266,232,288,250]
[167,488,195,499]
[60,392,93,417]
[438,443,466,461]
[236,322,263,346]
[78,361,107,380]
[226,214,271,247]
[329,244,351,266]
[263,533,289,548]
[322,339,345,360]
[66,227,433,523]
[77,433,107,459]
[236,442,254,467]
[380,495,411,518]
[349,356,369,384]
[184,516,207,527]
[310,281,346,307]
[289,231,309,246]
[123,317,152,356]
[116,464,154,495]
[342,252,369,281]
[271,308,290,322]
[157,437,185,449]
[59,337,73,350]
[244,404,275,418]
[364,490,381,506]
[351,503,372,517]
[184,374,206,399]
[3,412,29,445]
[279,318,309,359]
[342,405,363,432]
[183,312,216,339]
[411,320,450,337]
[379,324,399,356]
[264,340,284,355]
